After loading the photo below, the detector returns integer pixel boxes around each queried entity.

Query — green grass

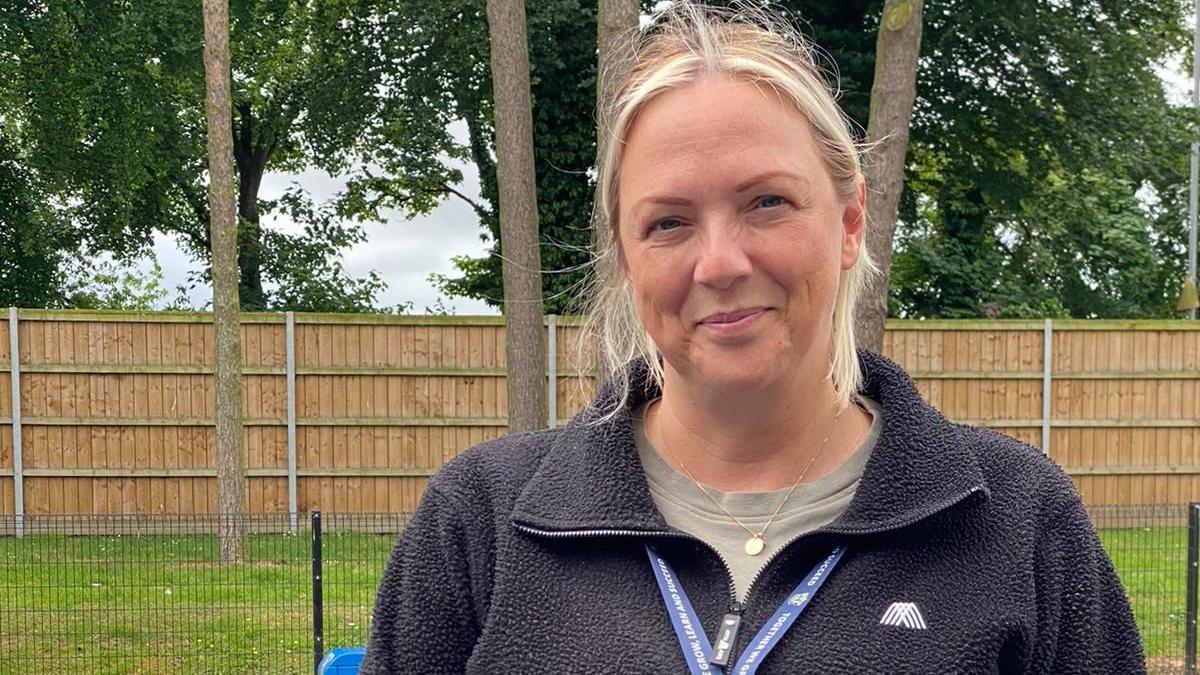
[0,531,396,674]
[0,527,1190,673]
[1098,526,1191,666]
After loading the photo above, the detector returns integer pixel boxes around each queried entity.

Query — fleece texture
[361,351,1145,674]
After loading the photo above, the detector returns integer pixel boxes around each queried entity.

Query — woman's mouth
[698,307,769,335]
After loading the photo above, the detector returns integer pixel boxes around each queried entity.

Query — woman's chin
[688,360,782,396]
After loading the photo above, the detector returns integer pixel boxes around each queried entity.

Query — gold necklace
[650,399,842,556]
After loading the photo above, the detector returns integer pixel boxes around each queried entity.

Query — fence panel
[0,311,1197,519]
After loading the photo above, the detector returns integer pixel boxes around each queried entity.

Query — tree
[0,134,74,307]
[590,0,641,386]
[597,0,640,131]
[854,0,923,351]
[1,143,187,310]
[887,0,1190,319]
[698,0,1191,320]
[352,0,598,315]
[62,257,190,311]
[486,0,546,432]
[202,0,246,564]
[0,0,387,312]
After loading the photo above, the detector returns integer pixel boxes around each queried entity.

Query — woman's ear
[840,180,867,271]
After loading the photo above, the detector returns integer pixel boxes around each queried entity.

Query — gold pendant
[744,535,765,556]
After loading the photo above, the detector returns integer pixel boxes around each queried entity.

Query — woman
[363,4,1143,673]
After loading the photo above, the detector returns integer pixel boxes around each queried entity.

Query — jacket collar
[511,351,989,536]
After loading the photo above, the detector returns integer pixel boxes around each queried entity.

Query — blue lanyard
[645,543,847,675]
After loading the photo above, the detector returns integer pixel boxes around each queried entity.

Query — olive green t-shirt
[633,397,882,602]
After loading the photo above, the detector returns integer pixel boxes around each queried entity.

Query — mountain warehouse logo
[788,592,810,607]
[880,602,927,629]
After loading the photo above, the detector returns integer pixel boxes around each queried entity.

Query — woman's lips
[698,308,768,335]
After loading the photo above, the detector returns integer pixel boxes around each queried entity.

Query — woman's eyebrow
[733,170,809,192]
[627,170,811,217]
[629,194,694,218]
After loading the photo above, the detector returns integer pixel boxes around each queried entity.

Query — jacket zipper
[512,483,984,663]
[511,524,747,658]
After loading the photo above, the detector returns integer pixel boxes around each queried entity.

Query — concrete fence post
[8,307,22,538]
[1041,318,1053,457]
[286,311,298,533]
[547,314,557,429]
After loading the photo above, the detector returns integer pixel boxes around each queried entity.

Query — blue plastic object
[318,647,366,675]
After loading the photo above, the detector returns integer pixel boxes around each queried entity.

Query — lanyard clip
[709,603,744,668]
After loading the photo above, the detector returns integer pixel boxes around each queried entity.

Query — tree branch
[440,182,491,220]
[234,101,255,168]
[177,180,212,252]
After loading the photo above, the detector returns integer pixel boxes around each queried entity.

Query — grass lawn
[0,531,395,674]
[0,526,1190,673]
[1098,526,1191,668]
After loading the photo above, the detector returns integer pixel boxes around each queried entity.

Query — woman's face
[617,77,865,395]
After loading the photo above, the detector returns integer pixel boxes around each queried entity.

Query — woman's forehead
[627,77,803,140]
[618,79,826,198]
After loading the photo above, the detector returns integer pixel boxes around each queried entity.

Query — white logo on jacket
[880,602,927,629]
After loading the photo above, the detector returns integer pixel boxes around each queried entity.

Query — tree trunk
[202,0,246,564]
[597,0,639,133]
[854,0,924,353]
[234,117,271,311]
[485,0,546,433]
[593,0,639,389]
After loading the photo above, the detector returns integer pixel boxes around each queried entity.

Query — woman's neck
[646,368,872,493]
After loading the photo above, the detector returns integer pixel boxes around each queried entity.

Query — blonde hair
[582,0,874,417]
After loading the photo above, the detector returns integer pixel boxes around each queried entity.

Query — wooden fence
[0,310,1196,525]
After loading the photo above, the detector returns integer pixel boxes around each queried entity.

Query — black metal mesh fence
[316,514,406,661]
[0,507,1195,674]
[1091,504,1199,675]
[0,513,406,675]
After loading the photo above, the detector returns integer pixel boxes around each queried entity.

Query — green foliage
[0,131,76,307]
[257,188,388,313]
[889,0,1192,318]
[62,256,192,312]
[726,0,1192,319]
[349,0,598,314]
[0,0,391,312]
[722,0,878,130]
[3,0,206,258]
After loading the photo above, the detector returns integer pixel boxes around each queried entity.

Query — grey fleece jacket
[362,351,1145,674]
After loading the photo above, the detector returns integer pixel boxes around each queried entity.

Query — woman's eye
[650,218,683,233]
[757,195,787,209]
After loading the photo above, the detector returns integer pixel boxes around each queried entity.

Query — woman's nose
[692,225,752,290]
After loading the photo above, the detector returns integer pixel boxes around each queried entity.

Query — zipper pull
[709,601,744,668]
